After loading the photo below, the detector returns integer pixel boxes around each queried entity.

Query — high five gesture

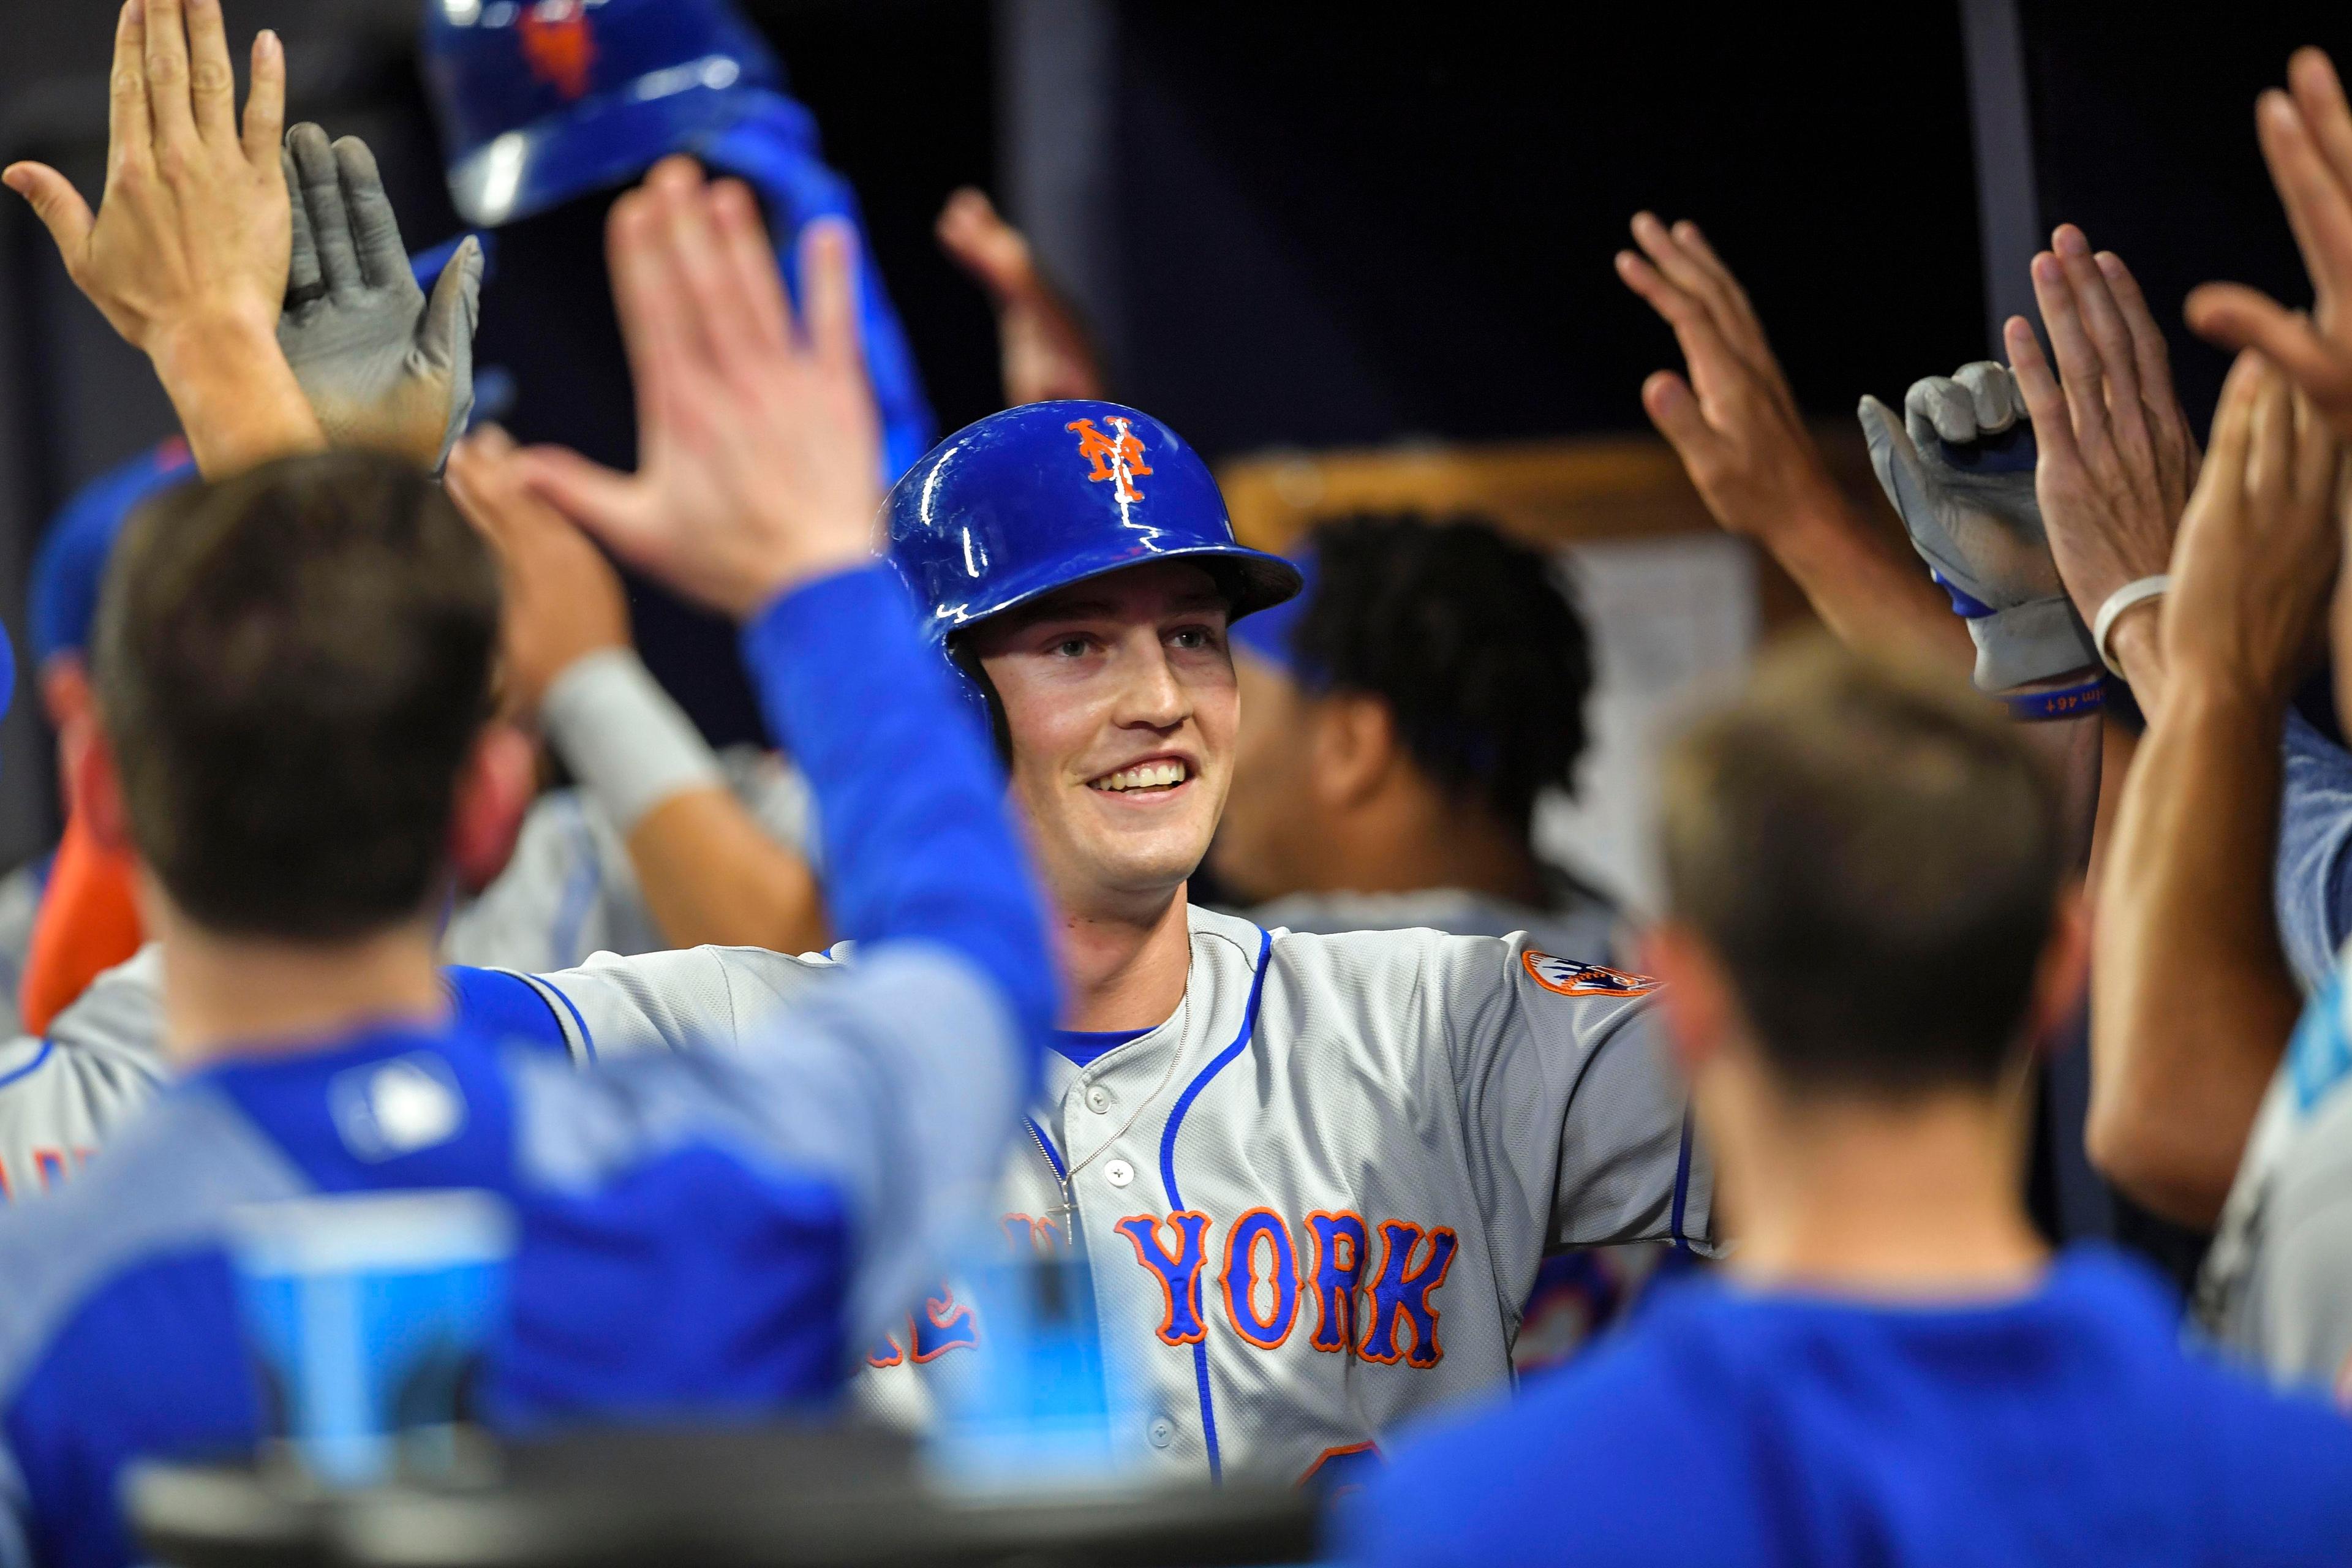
[3,0,319,473]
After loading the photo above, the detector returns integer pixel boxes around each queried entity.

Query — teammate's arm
[2089,351,2341,1226]
[1619,214,2108,866]
[1615,213,1965,663]
[446,425,829,956]
[498,160,1055,1297]
[3,0,322,475]
[2183,48,2352,991]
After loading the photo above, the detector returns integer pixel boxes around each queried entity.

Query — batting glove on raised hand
[1859,361,2099,691]
[277,123,481,472]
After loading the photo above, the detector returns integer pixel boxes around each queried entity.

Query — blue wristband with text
[2005,675,2106,723]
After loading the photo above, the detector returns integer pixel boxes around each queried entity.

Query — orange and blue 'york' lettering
[911,1286,979,1363]
[1117,1211,1212,1344]
[1220,1207,1300,1349]
[1001,1211,1062,1254]
[1305,1210,1370,1354]
[1358,1221,1458,1368]
[865,1279,979,1367]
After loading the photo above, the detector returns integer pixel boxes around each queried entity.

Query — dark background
[0,0,2339,850]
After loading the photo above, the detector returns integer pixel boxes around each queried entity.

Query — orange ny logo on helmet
[519,0,597,102]
[1066,416,1154,503]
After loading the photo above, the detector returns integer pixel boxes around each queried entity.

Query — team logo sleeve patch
[1521,951,1662,999]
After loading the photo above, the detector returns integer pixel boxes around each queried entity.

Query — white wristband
[539,648,723,835]
[2092,576,2169,679]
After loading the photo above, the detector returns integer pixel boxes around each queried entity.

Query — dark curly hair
[1286,511,1593,835]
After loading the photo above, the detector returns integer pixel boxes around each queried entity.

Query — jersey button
[1147,1416,1175,1449]
[1105,1158,1134,1188]
[1086,1084,1112,1114]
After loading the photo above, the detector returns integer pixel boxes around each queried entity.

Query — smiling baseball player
[467,391,1714,1487]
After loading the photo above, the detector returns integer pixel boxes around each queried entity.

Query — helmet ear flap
[947,636,1013,766]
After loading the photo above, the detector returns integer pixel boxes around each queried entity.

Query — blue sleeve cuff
[445,966,571,1058]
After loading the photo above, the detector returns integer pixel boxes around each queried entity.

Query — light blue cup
[226,1189,516,1487]
[924,1232,1145,1491]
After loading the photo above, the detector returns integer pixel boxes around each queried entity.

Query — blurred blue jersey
[1346,1247,2352,1568]
[0,564,1053,1568]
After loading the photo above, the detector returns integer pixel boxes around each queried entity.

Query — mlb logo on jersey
[1521,951,1660,1000]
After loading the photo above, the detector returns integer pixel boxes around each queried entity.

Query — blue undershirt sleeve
[2277,707,2352,993]
[739,564,1056,1066]
[443,967,571,1057]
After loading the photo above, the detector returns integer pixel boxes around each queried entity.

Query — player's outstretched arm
[1615,212,1967,665]
[278,123,483,471]
[445,424,829,957]
[936,187,1108,407]
[509,156,1056,1325]
[2,0,321,475]
[2088,350,2342,1226]
[515,153,1055,1036]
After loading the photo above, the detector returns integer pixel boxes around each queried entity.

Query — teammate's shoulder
[557,941,844,987]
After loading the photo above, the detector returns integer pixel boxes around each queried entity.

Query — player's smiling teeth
[1089,761,1189,793]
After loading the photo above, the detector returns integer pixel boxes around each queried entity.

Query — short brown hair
[1657,638,2067,1096]
[92,450,500,940]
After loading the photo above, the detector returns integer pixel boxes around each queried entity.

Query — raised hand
[1859,361,2095,691]
[515,156,881,618]
[1616,211,1966,664]
[2187,50,2352,435]
[446,424,628,721]
[279,124,482,470]
[2163,350,2342,706]
[936,186,1106,407]
[1615,212,1852,543]
[1,0,317,473]
[2005,227,2201,707]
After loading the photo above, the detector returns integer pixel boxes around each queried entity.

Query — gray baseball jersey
[1238,868,1627,968]
[0,947,168,1202]
[493,903,1713,1485]
[2198,955,2352,1398]
[443,745,813,973]
[1240,877,1664,1379]
[0,863,41,1027]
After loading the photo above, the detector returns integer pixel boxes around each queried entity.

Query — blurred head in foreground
[82,451,532,992]
[1642,639,2081,1258]
[1212,511,1594,910]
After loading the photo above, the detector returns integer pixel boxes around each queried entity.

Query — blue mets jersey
[1348,1247,2352,1567]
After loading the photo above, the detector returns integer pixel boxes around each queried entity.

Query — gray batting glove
[1858,361,2098,692]
[277,124,481,472]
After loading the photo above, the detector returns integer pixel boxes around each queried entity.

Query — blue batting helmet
[421,0,783,227]
[886,400,1303,713]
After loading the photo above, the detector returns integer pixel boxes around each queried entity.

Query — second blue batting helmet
[886,400,1303,715]
[422,0,783,227]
